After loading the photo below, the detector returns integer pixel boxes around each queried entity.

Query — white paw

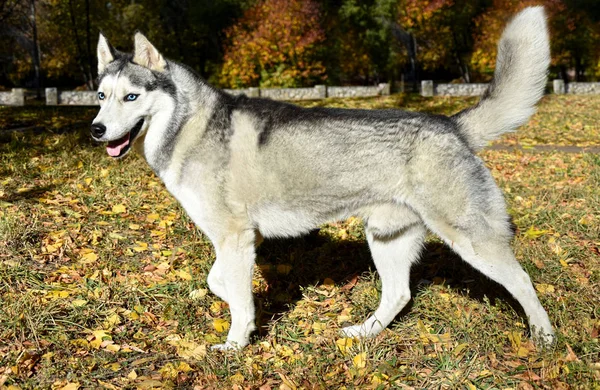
[532,329,556,349]
[211,341,243,351]
[340,324,370,338]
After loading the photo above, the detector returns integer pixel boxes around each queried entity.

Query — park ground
[0,94,599,389]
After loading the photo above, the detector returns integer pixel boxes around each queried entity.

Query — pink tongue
[106,133,130,157]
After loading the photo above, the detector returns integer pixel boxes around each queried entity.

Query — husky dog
[91,7,555,350]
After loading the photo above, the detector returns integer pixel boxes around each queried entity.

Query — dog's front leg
[209,229,257,350]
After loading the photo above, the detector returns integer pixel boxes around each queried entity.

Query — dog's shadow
[254,229,523,337]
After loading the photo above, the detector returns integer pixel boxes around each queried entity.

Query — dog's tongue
[106,132,130,157]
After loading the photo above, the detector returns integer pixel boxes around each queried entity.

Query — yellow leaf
[129,224,140,230]
[112,204,126,214]
[312,321,326,334]
[230,372,245,384]
[71,299,88,307]
[517,346,529,357]
[453,343,468,356]
[91,330,111,349]
[146,213,160,222]
[106,362,120,372]
[80,251,98,263]
[127,370,138,380]
[175,269,192,281]
[535,283,555,294]
[213,318,230,333]
[277,372,297,390]
[507,331,522,351]
[59,383,80,390]
[189,288,207,300]
[524,226,548,239]
[353,352,367,369]
[133,241,148,252]
[439,292,451,301]
[335,338,354,355]
[105,344,120,352]
[210,301,223,313]
[103,313,120,329]
[177,362,192,372]
[160,363,179,380]
[165,335,207,359]
[71,338,89,348]
[48,290,70,299]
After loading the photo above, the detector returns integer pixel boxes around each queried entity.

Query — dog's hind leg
[342,205,426,338]
[208,228,257,350]
[423,212,555,347]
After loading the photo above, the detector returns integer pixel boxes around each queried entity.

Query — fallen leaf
[112,204,126,214]
[213,318,230,333]
[524,226,548,239]
[353,352,367,369]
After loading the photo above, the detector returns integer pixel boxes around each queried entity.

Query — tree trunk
[452,31,470,83]
[384,18,418,91]
[85,0,94,88]
[30,0,41,98]
[68,0,92,89]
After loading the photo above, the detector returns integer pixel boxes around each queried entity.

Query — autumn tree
[0,0,42,90]
[325,0,399,86]
[393,0,485,83]
[470,0,600,81]
[219,0,326,88]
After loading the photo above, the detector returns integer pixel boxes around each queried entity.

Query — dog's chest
[159,167,224,240]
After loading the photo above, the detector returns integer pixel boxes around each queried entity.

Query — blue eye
[98,92,105,100]
[125,94,139,101]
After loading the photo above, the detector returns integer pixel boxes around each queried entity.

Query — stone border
[224,83,390,101]
[37,85,396,104]
[4,80,599,106]
[38,84,391,106]
[422,79,600,96]
[553,80,600,94]
[0,89,25,106]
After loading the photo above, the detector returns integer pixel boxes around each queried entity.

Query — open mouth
[106,118,144,158]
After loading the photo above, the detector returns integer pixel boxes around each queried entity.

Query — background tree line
[1,0,599,92]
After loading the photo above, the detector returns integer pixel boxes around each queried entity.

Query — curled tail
[454,6,550,151]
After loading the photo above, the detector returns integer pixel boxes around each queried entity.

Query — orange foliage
[219,0,326,88]
[469,0,600,78]
[398,0,457,71]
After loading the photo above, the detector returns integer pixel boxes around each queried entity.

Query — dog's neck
[142,60,221,175]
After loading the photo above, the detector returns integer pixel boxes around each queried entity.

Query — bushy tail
[453,6,550,151]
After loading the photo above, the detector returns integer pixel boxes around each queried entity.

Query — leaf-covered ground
[0,94,599,389]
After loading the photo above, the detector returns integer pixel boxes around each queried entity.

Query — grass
[0,94,599,389]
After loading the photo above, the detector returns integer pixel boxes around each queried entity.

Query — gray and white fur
[91,7,554,350]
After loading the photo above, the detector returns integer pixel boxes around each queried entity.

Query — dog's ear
[133,32,167,72]
[97,32,115,74]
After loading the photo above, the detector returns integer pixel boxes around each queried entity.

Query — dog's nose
[91,123,106,138]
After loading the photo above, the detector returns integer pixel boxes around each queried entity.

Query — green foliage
[219,0,327,88]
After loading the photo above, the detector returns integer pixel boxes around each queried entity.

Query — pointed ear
[133,32,167,72]
[97,32,115,74]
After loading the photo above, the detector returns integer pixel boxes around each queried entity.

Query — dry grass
[0,94,599,389]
